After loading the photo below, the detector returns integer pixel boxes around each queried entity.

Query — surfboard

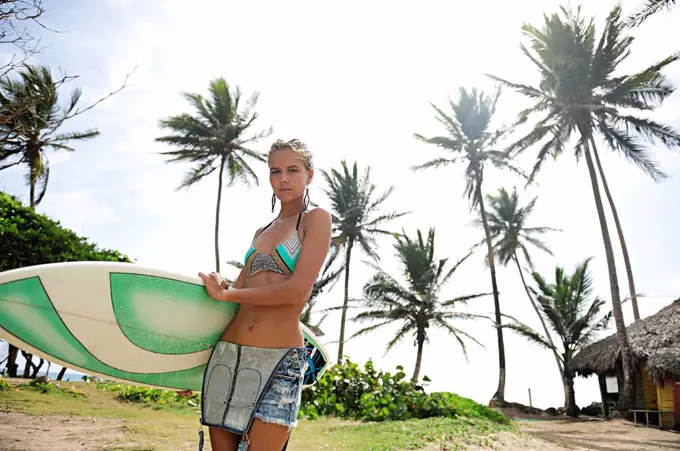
[0,261,329,391]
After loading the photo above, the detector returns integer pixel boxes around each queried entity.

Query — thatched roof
[569,298,680,383]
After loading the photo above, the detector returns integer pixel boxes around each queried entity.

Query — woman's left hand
[198,271,230,302]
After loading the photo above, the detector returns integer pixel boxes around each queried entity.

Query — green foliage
[21,379,85,397]
[0,192,132,271]
[95,381,200,409]
[300,359,508,425]
[0,378,11,391]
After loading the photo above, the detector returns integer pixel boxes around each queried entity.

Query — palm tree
[0,64,100,208]
[487,5,680,410]
[321,160,408,363]
[156,78,272,272]
[502,258,613,417]
[477,187,567,405]
[412,87,524,404]
[225,257,344,336]
[351,228,489,383]
[0,64,102,379]
[628,0,677,26]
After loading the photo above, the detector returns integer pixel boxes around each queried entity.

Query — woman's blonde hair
[268,138,313,170]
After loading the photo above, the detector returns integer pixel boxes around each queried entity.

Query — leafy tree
[0,1,48,79]
[476,187,566,405]
[0,192,131,378]
[320,160,407,363]
[412,87,524,403]
[502,258,613,417]
[350,228,489,383]
[487,4,680,410]
[156,78,272,272]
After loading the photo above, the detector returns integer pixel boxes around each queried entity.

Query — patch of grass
[291,416,513,451]
[0,380,517,450]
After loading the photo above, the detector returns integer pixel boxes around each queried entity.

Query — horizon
[1,0,680,411]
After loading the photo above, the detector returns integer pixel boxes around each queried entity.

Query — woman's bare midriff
[220,271,307,349]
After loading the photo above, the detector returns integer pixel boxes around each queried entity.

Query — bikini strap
[295,212,303,230]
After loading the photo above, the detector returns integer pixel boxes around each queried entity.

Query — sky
[1,0,679,410]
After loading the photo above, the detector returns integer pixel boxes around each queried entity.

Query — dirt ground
[518,418,680,451]
[0,411,124,451]
[0,411,679,450]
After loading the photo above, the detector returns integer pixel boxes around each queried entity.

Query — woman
[197,138,332,451]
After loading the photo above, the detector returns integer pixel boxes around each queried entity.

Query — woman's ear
[307,168,315,185]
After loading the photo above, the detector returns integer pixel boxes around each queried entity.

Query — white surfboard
[0,261,329,391]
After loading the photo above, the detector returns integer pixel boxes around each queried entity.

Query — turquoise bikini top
[243,213,303,277]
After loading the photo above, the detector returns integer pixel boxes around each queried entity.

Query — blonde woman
[198,139,332,450]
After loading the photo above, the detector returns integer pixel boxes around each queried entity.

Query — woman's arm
[199,208,332,306]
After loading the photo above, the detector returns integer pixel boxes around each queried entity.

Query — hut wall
[657,378,675,428]
[634,367,645,409]
[674,382,680,427]
[642,368,658,410]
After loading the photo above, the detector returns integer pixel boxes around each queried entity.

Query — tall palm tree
[487,5,680,410]
[0,64,101,378]
[156,78,272,272]
[412,87,524,404]
[502,258,613,417]
[351,228,489,383]
[321,160,408,363]
[628,0,677,26]
[225,256,344,336]
[0,64,100,208]
[477,187,567,406]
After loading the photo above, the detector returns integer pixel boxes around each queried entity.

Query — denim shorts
[254,346,306,428]
[201,342,306,434]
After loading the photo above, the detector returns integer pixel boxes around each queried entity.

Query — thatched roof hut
[569,298,680,383]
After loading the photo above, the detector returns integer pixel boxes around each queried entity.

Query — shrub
[299,358,508,424]
[95,381,200,408]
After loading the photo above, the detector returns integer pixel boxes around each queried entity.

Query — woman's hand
[198,271,230,302]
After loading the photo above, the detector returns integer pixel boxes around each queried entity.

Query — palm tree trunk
[336,241,353,364]
[6,345,19,377]
[590,137,640,321]
[565,369,579,418]
[15,186,38,377]
[29,182,36,209]
[412,332,425,384]
[582,140,634,412]
[214,155,226,273]
[477,183,505,404]
[513,254,568,407]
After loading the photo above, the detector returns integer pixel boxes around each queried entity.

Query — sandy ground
[0,411,678,450]
[519,418,680,451]
[0,411,124,450]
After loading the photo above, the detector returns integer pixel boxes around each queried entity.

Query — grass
[0,378,515,451]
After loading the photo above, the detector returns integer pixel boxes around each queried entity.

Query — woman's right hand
[198,271,229,301]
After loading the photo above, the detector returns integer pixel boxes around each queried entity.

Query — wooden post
[528,388,533,407]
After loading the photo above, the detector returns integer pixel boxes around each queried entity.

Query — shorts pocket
[202,364,232,424]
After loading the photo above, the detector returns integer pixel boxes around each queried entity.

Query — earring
[271,193,276,213]
[304,188,310,210]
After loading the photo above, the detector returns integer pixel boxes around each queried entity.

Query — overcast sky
[1,0,679,409]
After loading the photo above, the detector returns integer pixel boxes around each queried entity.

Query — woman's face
[269,149,312,203]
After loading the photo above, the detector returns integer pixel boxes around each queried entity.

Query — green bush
[0,192,132,271]
[21,379,85,397]
[95,381,200,408]
[0,378,12,391]
[299,359,508,424]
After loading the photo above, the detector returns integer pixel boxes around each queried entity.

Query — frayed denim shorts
[200,341,306,435]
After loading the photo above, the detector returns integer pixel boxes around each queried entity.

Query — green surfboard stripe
[110,273,238,354]
[0,277,205,390]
